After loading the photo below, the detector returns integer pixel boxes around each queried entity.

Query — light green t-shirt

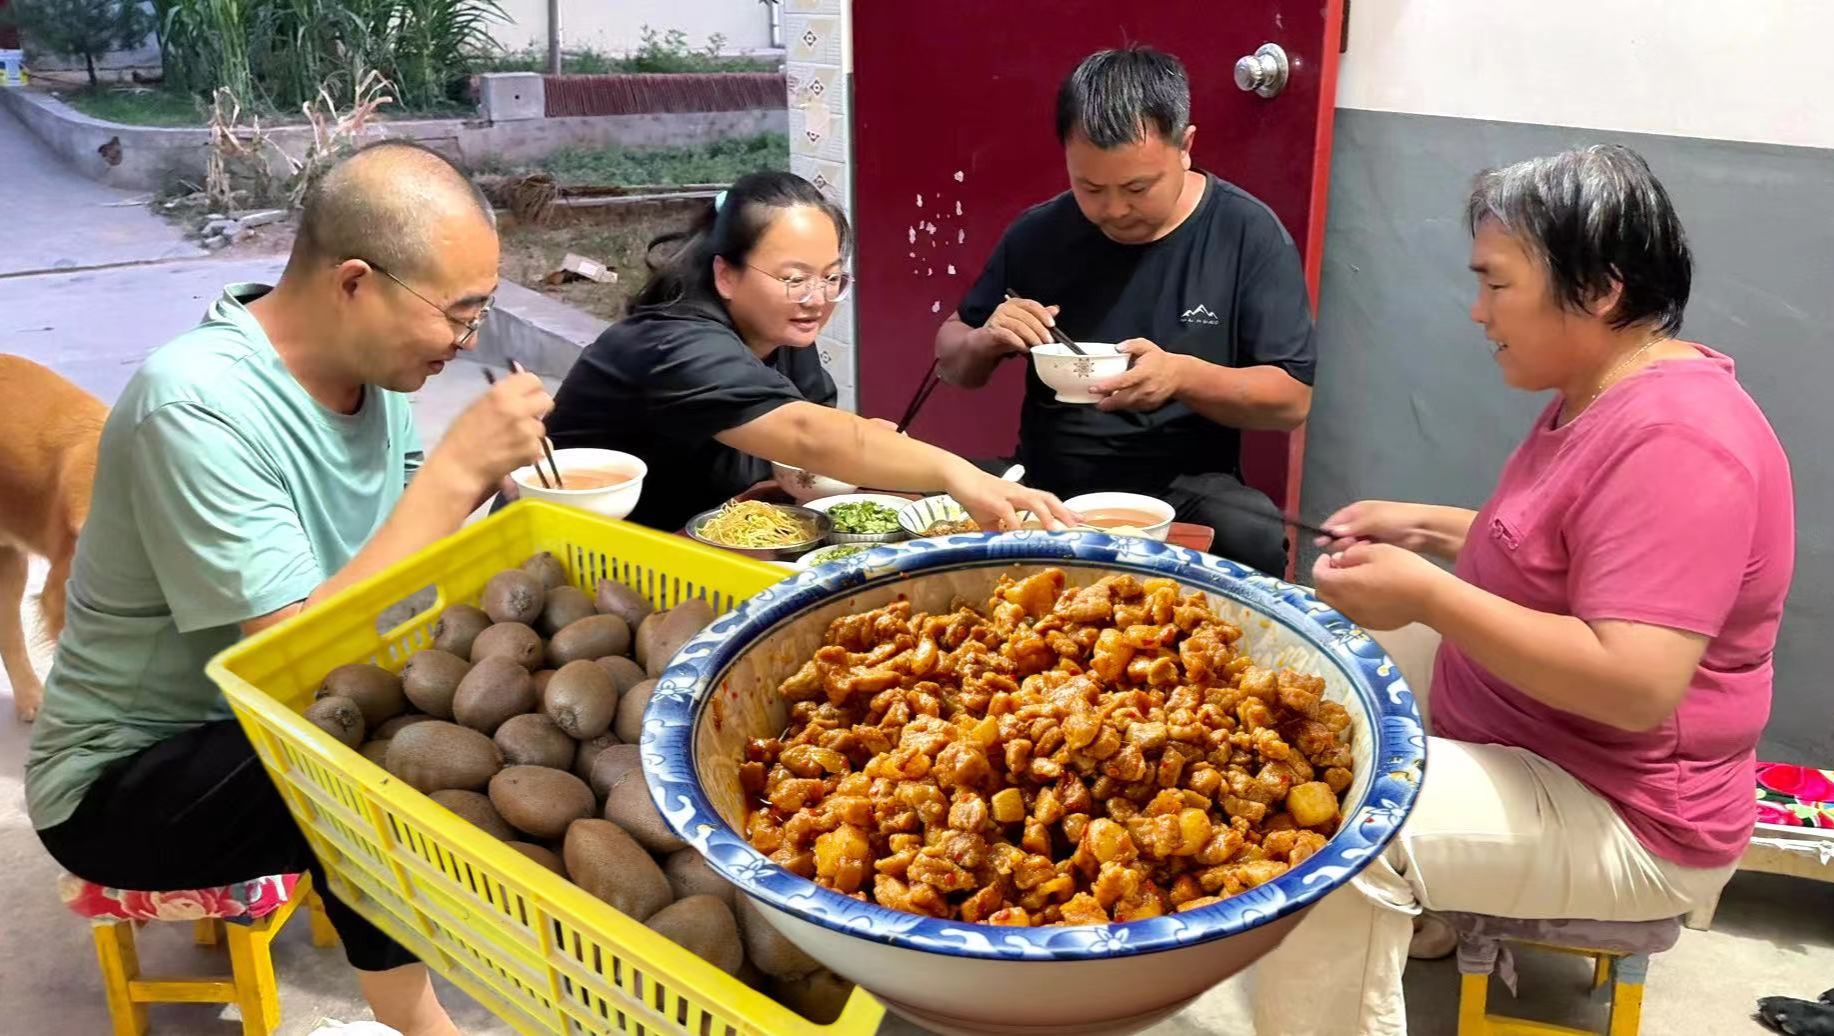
[25,284,422,829]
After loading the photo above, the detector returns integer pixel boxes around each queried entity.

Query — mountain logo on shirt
[1180,303,1220,326]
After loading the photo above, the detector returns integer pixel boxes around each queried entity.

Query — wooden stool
[60,871,338,1036]
[1442,912,1680,1036]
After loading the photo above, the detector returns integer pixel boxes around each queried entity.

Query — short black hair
[1466,144,1691,336]
[1055,45,1191,148]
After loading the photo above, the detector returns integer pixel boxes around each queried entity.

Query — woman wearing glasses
[546,171,1074,533]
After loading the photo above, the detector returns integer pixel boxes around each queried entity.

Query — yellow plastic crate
[206,500,885,1036]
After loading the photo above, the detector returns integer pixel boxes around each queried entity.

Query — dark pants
[974,457,1288,575]
[37,720,416,973]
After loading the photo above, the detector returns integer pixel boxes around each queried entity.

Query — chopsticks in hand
[1005,290,1084,355]
[895,359,942,435]
[480,360,564,489]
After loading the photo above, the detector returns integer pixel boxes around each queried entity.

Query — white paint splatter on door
[931,300,941,313]
[916,194,924,207]
[954,171,965,182]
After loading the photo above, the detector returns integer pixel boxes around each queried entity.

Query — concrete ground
[4,100,1831,1036]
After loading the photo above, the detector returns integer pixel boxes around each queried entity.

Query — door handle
[1234,43,1290,99]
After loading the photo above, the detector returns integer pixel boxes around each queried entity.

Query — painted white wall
[1336,0,1834,149]
[491,0,776,56]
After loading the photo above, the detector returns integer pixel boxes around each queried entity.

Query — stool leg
[91,923,149,1036]
[1607,954,1651,1036]
[1458,972,1492,1036]
[305,891,338,949]
[1592,954,1612,991]
[195,919,223,947]
[225,921,280,1036]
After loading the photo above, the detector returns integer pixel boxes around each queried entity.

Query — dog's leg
[0,546,45,721]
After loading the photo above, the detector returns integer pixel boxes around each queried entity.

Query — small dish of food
[1060,492,1176,541]
[771,461,858,503]
[1031,342,1130,404]
[510,447,647,520]
[897,495,982,539]
[805,493,910,544]
[686,500,830,560]
[794,542,874,570]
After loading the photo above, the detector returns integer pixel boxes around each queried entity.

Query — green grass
[61,88,208,127]
[533,133,789,187]
[474,46,778,75]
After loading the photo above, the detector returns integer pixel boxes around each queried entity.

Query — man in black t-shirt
[934,46,1315,574]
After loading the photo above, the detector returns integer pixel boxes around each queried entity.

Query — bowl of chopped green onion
[805,493,910,545]
[794,542,876,569]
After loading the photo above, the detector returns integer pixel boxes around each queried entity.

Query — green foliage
[9,0,154,86]
[531,133,789,187]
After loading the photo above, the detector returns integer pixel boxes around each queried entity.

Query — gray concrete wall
[0,88,785,190]
[1302,108,1834,764]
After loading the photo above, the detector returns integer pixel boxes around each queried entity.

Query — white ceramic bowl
[644,535,1425,1036]
[794,542,876,569]
[772,461,858,503]
[804,493,911,544]
[510,448,646,520]
[1030,342,1129,404]
[1062,492,1176,541]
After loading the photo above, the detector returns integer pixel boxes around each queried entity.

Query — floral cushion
[1757,762,1834,829]
[59,872,301,925]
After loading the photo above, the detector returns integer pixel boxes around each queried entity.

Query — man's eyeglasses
[348,259,494,348]
[748,265,853,304]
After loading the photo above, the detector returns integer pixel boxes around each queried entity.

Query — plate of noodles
[685,500,831,560]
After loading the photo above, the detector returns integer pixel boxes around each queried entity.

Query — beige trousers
[1248,626,1736,1036]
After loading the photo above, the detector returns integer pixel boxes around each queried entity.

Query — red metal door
[849,1,1343,536]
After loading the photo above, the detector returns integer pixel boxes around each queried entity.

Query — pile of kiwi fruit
[303,551,853,1023]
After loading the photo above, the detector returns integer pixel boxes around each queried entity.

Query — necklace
[1571,337,1663,417]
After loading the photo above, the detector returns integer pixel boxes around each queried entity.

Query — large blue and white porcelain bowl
[643,533,1426,1035]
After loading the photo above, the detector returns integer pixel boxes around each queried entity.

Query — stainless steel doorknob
[1234,43,1290,99]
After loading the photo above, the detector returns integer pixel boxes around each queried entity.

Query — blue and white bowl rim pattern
[643,531,1426,961]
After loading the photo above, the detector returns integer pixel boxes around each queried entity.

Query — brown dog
[0,356,106,721]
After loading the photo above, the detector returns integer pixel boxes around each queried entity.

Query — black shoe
[1820,988,1834,1005]
[1757,996,1834,1035]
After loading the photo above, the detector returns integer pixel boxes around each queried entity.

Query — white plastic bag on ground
[308,1022,401,1036]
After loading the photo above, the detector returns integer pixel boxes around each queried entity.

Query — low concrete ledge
[478,279,607,380]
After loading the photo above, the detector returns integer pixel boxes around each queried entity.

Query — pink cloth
[1432,345,1795,868]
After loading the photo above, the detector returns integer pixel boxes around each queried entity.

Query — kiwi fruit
[374,712,436,740]
[737,895,820,979]
[470,622,544,670]
[386,720,503,793]
[431,604,491,658]
[647,895,743,975]
[489,766,596,840]
[359,739,392,766]
[635,612,665,672]
[318,663,406,728]
[613,679,656,745]
[573,732,622,782]
[304,695,365,747]
[604,770,687,853]
[771,969,854,1024]
[539,586,596,638]
[401,649,471,719]
[549,614,631,668]
[508,841,567,877]
[521,551,570,591]
[641,598,714,678]
[736,958,769,993]
[587,743,643,800]
[482,569,545,626]
[452,656,536,734]
[665,849,735,908]
[532,669,557,694]
[429,789,516,841]
[594,655,647,696]
[594,579,654,630]
[494,713,576,770]
[543,660,618,740]
[563,819,673,921]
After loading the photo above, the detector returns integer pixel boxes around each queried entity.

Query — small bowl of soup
[1062,492,1176,541]
[1031,342,1129,404]
[511,448,646,520]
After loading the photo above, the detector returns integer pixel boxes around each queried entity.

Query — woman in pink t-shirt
[1253,144,1795,1035]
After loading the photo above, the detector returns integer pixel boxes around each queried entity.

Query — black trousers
[37,720,416,972]
[972,457,1288,575]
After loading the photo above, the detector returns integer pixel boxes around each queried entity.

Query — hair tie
[713,189,728,212]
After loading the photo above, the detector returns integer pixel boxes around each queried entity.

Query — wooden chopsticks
[1005,290,1084,355]
[895,359,942,434]
[480,360,564,489]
